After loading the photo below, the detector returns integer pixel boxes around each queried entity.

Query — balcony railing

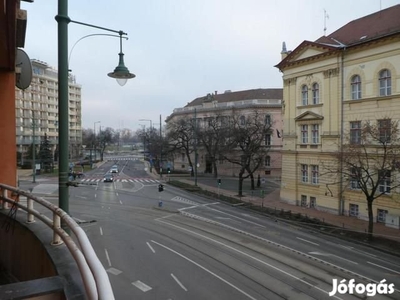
[0,183,115,300]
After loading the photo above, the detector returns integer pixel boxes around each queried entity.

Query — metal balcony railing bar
[0,184,114,300]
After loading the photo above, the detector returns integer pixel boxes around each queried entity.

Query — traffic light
[218,178,221,185]
[158,184,164,192]
[167,167,171,174]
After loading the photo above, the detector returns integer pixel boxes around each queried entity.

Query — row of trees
[140,109,273,197]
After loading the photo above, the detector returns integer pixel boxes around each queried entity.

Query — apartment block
[15,59,82,163]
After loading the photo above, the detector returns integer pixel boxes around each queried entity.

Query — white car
[110,165,118,173]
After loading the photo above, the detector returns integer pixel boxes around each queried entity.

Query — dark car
[103,173,114,182]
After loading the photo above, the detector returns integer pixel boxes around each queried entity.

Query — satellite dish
[15,48,32,90]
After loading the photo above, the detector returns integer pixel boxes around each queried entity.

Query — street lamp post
[32,113,37,183]
[139,119,152,166]
[94,121,100,162]
[139,119,152,130]
[56,0,135,219]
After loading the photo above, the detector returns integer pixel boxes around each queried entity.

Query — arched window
[265,114,271,126]
[301,85,308,105]
[312,83,319,104]
[239,115,246,126]
[379,69,391,96]
[351,75,362,100]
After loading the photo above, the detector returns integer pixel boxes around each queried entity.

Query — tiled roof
[185,88,283,107]
[316,4,400,46]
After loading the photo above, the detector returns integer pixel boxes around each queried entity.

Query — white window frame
[351,75,362,100]
[379,69,391,96]
[378,170,391,194]
[265,156,271,167]
[265,134,271,146]
[301,85,308,105]
[301,125,308,144]
[311,124,319,144]
[301,164,308,183]
[349,204,359,217]
[350,167,361,190]
[311,165,319,184]
[377,209,388,223]
[378,119,391,143]
[265,114,271,126]
[312,83,319,104]
[350,121,361,144]
[310,197,316,208]
[301,195,307,207]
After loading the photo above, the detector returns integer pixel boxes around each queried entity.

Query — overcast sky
[22,0,399,132]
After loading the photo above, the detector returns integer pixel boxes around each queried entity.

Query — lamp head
[108,52,135,86]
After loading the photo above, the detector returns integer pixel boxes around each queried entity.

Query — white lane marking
[121,179,128,182]
[105,249,112,267]
[75,195,87,199]
[296,237,319,246]
[157,220,344,299]
[330,254,358,265]
[241,213,259,220]
[205,206,265,228]
[94,194,97,199]
[367,261,400,275]
[203,202,220,206]
[147,242,155,253]
[132,280,152,292]
[151,240,257,300]
[119,200,123,205]
[178,205,198,211]
[100,227,103,236]
[309,252,358,264]
[116,192,119,196]
[171,273,187,291]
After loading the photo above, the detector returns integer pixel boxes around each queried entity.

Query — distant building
[15,59,82,163]
[276,4,400,222]
[166,88,283,178]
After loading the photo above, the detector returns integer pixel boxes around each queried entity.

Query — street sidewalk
[178,178,400,242]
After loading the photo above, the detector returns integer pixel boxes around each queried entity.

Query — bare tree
[196,114,229,178]
[166,116,196,176]
[326,118,400,239]
[98,127,115,161]
[222,110,271,196]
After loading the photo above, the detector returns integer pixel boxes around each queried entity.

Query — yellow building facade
[276,4,400,226]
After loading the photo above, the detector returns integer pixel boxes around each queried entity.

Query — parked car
[103,173,114,182]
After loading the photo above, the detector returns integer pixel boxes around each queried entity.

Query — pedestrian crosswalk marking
[105,157,140,161]
[79,177,159,184]
[171,196,198,206]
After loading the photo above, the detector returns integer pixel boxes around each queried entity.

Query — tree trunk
[238,169,245,196]
[367,198,374,240]
[213,161,218,178]
[250,173,255,190]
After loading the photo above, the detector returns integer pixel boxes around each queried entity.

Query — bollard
[158,200,163,207]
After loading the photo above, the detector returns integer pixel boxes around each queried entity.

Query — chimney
[281,41,289,60]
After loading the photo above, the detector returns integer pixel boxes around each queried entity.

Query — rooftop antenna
[324,9,329,36]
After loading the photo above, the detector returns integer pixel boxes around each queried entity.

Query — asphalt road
[32,157,400,299]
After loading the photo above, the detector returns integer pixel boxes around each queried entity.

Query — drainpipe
[339,46,346,215]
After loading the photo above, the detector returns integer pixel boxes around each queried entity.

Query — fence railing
[0,183,114,300]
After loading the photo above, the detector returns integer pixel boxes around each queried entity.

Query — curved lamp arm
[68,33,128,70]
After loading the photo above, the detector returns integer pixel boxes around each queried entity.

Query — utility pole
[159,114,162,179]
[32,113,36,183]
[194,108,198,186]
